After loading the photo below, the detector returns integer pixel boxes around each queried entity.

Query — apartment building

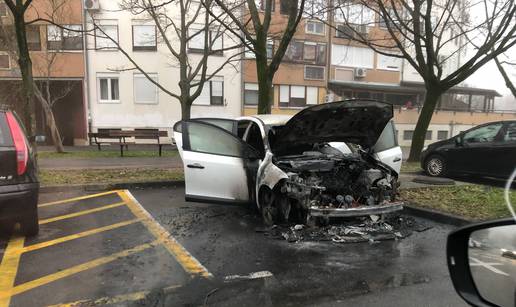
[84,0,241,136]
[0,0,88,145]
[243,0,515,148]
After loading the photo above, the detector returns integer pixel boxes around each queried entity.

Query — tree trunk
[34,88,65,153]
[181,100,191,120]
[407,89,442,162]
[256,55,273,114]
[43,103,64,153]
[13,13,35,141]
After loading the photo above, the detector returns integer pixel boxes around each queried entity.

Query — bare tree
[2,0,36,140]
[494,56,516,98]
[88,0,243,120]
[318,0,516,161]
[209,0,307,114]
[30,0,79,153]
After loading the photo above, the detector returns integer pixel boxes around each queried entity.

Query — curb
[402,203,472,226]
[40,180,185,193]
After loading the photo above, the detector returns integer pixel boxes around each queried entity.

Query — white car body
[173,112,403,209]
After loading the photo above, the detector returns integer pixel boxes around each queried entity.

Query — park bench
[88,128,168,157]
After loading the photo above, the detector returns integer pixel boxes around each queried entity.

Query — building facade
[0,0,88,145]
[84,0,242,136]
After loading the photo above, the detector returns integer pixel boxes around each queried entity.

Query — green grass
[400,185,515,220]
[400,161,422,173]
[40,168,184,186]
[38,150,178,159]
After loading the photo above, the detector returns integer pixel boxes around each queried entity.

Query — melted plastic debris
[257,214,432,244]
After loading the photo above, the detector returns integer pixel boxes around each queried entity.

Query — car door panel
[374,146,402,174]
[178,120,259,204]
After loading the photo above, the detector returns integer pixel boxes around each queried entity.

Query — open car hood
[270,100,393,153]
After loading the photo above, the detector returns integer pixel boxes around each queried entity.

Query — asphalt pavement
[0,187,470,306]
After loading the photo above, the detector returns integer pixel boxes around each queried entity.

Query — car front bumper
[309,201,404,217]
[0,182,39,224]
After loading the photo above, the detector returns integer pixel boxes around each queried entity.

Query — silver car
[174,100,403,225]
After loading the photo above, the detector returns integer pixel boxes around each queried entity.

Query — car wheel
[259,187,278,226]
[22,211,39,237]
[425,155,447,177]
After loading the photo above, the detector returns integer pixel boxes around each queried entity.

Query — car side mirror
[447,218,516,307]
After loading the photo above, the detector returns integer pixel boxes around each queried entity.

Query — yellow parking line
[117,190,213,278]
[48,285,181,307]
[0,236,25,307]
[0,240,160,300]
[39,202,126,225]
[23,219,141,253]
[38,191,119,208]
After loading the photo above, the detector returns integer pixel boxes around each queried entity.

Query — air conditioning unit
[84,0,100,10]
[354,67,367,78]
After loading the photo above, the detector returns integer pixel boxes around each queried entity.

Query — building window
[425,131,432,140]
[98,76,120,103]
[0,3,7,17]
[0,54,9,69]
[26,26,41,51]
[192,77,224,106]
[305,20,324,35]
[280,0,289,14]
[95,24,119,50]
[244,83,259,105]
[134,74,158,104]
[437,130,448,140]
[334,3,375,25]
[188,27,223,54]
[285,41,326,64]
[377,53,402,71]
[132,25,157,51]
[47,25,82,50]
[403,130,413,140]
[259,0,275,11]
[245,38,273,59]
[279,85,318,107]
[304,65,324,80]
[331,44,374,68]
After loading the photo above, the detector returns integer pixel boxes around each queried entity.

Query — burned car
[173,100,403,225]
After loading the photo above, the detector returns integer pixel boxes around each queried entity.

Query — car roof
[250,114,292,126]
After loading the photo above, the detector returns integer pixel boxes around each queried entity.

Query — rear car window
[0,112,14,147]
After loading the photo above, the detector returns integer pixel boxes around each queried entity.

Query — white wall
[394,122,475,147]
[85,0,242,134]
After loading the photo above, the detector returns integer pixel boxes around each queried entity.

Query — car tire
[425,155,447,177]
[22,210,39,237]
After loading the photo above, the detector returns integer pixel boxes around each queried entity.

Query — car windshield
[1,1,515,307]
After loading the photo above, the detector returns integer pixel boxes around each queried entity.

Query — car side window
[185,121,248,157]
[503,123,516,142]
[463,123,503,144]
[237,120,251,139]
[245,123,265,158]
[373,121,397,152]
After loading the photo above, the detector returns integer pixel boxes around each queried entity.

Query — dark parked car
[0,108,39,236]
[421,120,516,178]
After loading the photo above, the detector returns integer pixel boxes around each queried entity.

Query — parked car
[173,100,403,225]
[0,108,40,236]
[421,120,516,178]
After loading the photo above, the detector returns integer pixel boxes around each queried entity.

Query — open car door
[173,120,260,204]
[373,121,402,174]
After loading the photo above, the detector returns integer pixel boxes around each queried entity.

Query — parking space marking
[1,240,160,300]
[470,257,509,276]
[48,285,181,307]
[38,202,126,225]
[117,190,213,278]
[0,237,24,307]
[23,218,141,253]
[38,191,118,208]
